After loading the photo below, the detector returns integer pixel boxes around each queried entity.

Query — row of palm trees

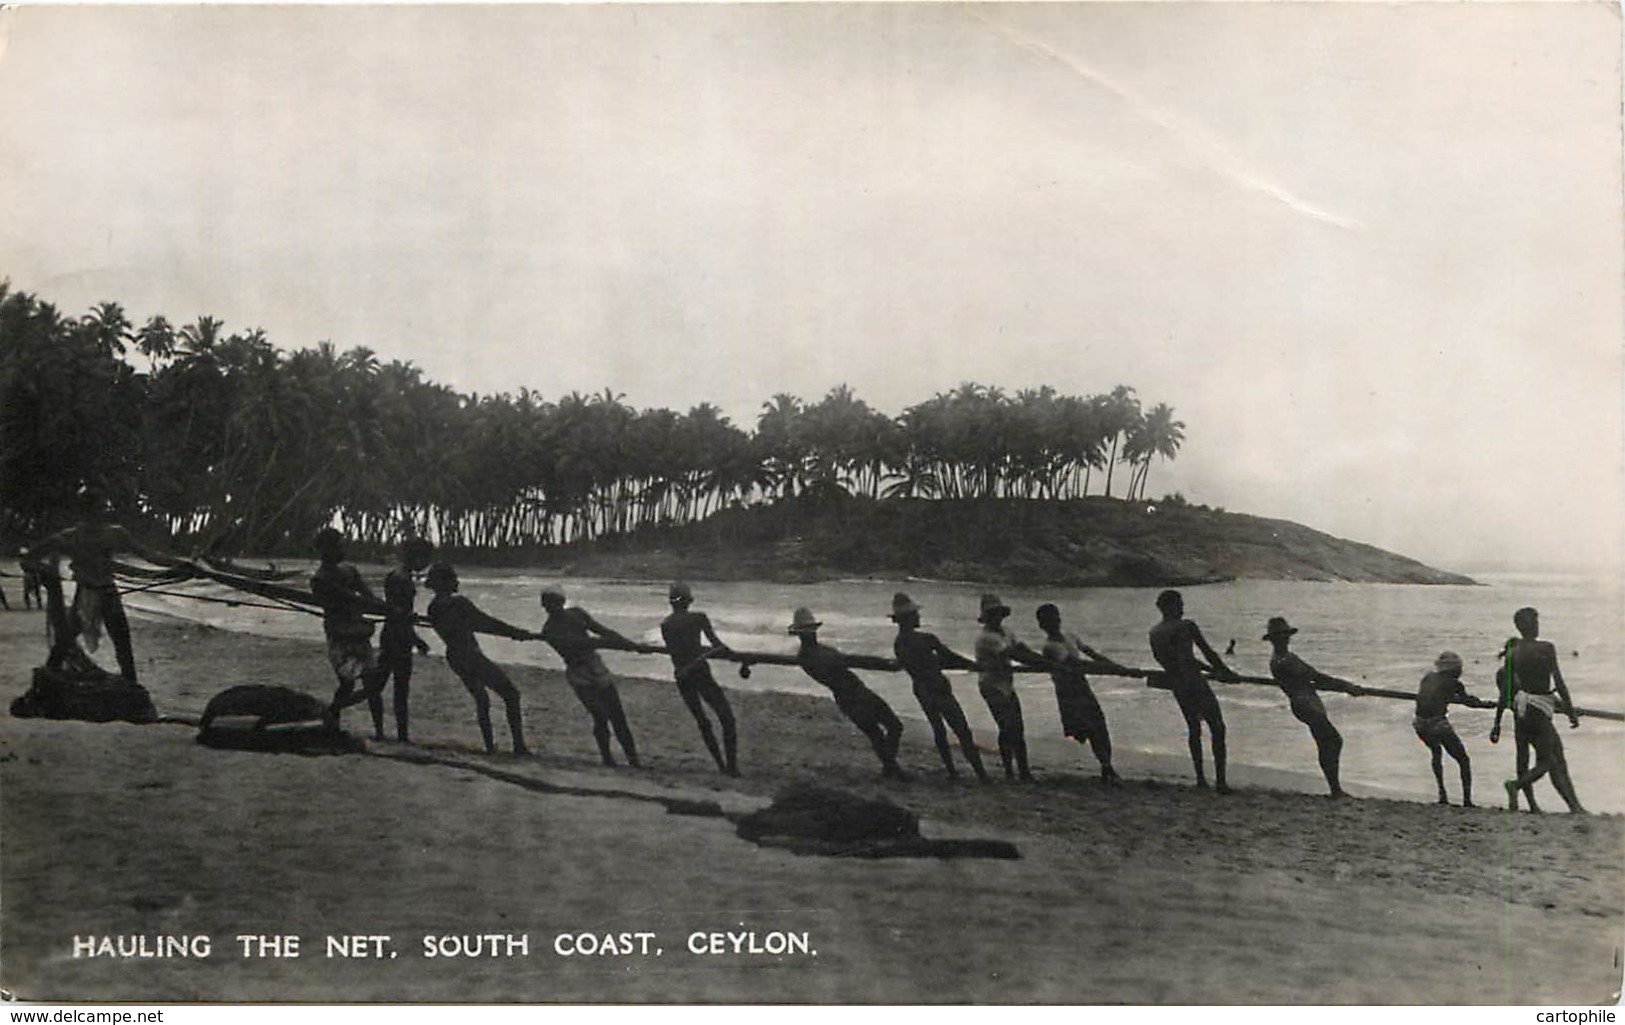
[0,286,1187,554]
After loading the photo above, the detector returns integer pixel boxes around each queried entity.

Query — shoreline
[115,602,1480,808]
[2,612,1621,1003]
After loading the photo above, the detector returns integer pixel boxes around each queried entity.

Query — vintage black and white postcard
[1,1,1620,1008]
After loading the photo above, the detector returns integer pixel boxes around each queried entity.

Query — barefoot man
[789,607,908,779]
[539,585,643,768]
[19,550,43,611]
[422,562,532,756]
[975,594,1042,782]
[1492,607,1584,813]
[1036,603,1124,784]
[661,582,740,776]
[309,527,390,736]
[32,488,179,682]
[1149,590,1238,793]
[1414,651,1486,807]
[377,537,434,743]
[1263,616,1364,798]
[891,592,988,781]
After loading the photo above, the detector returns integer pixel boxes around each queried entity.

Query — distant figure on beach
[1263,616,1364,798]
[1036,603,1123,784]
[890,593,988,781]
[660,581,739,776]
[539,585,643,768]
[33,488,173,682]
[1491,608,1584,814]
[377,537,435,744]
[789,606,907,779]
[975,594,1043,782]
[19,550,43,610]
[309,527,390,735]
[1413,651,1485,807]
[1149,590,1238,793]
[423,563,531,756]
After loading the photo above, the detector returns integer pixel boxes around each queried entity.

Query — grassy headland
[509,496,1475,587]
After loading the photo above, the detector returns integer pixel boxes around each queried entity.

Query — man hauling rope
[890,592,988,782]
[1263,616,1364,799]
[1492,607,1584,814]
[1149,589,1239,793]
[31,487,181,683]
[1412,651,1489,807]
[789,606,908,780]
[974,594,1044,782]
[423,562,532,757]
[660,581,740,776]
[309,528,391,737]
[1037,602,1124,785]
[378,538,435,744]
[539,585,645,768]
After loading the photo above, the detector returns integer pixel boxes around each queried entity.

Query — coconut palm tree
[1099,384,1141,499]
[1125,402,1185,501]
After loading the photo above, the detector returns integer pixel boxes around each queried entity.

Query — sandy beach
[1,610,1620,1005]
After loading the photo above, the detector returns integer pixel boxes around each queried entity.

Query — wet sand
[1,612,1620,1004]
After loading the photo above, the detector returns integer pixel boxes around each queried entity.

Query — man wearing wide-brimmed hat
[1413,650,1485,807]
[1149,590,1238,793]
[1264,616,1364,798]
[788,606,907,779]
[973,593,1042,781]
[890,592,988,781]
[660,581,739,776]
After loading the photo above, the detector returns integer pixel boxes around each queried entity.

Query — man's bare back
[1509,638,1559,695]
[1415,670,1466,720]
[1150,618,1223,684]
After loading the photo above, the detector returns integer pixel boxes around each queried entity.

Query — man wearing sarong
[975,594,1042,782]
[660,581,739,776]
[34,490,175,682]
[1413,651,1486,807]
[790,606,907,779]
[1149,590,1238,793]
[309,527,390,733]
[378,538,434,743]
[891,592,987,781]
[1491,607,1584,813]
[539,585,643,768]
[1263,616,1364,798]
[423,562,532,756]
[1037,603,1124,785]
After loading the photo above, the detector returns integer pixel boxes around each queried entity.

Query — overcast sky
[2,3,1620,575]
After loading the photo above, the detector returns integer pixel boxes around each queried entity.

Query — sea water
[123,570,1625,813]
